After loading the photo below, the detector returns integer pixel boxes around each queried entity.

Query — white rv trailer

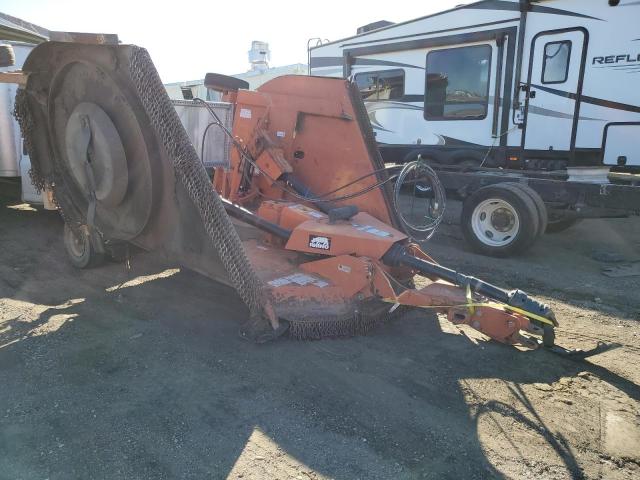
[309,0,640,256]
[309,0,640,171]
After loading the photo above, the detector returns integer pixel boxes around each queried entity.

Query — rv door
[523,29,586,154]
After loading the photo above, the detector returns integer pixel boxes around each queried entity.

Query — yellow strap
[502,304,556,327]
[378,265,555,327]
[381,298,556,327]
[466,284,475,315]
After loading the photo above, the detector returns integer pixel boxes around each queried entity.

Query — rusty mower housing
[15,40,564,349]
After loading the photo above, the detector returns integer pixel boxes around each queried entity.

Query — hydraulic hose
[382,244,556,324]
[221,198,292,239]
[281,173,333,214]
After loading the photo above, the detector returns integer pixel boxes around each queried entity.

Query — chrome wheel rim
[471,199,520,247]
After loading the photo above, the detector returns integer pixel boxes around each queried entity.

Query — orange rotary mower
[13,38,611,356]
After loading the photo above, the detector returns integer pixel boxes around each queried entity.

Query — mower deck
[12,39,588,352]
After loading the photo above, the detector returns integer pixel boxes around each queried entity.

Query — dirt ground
[1,179,639,480]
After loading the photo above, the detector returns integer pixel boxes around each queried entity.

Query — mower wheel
[63,223,106,269]
[461,183,541,257]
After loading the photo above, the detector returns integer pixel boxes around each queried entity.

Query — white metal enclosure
[0,42,44,204]
[0,42,33,177]
[309,0,640,171]
[171,100,232,170]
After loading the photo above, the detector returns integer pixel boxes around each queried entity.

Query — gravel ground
[1,180,639,480]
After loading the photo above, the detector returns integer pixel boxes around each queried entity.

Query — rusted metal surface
[16,40,556,346]
[216,76,399,227]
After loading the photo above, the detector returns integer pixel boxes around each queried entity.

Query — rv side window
[354,69,404,101]
[542,41,571,84]
[424,45,491,120]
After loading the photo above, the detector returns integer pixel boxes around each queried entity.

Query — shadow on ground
[2,259,639,479]
[1,183,638,479]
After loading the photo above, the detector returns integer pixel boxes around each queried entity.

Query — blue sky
[0,0,464,82]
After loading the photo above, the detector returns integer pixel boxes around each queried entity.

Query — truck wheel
[503,183,548,238]
[545,215,581,233]
[461,184,540,257]
[63,223,106,269]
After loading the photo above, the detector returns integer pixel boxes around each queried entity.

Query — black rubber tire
[503,183,548,239]
[63,223,106,269]
[490,183,542,246]
[545,217,582,234]
[0,44,15,68]
[461,183,541,257]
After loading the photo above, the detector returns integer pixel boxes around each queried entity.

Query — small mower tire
[63,223,106,269]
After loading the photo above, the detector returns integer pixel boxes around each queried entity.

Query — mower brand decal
[351,223,392,238]
[276,130,286,138]
[309,235,331,250]
[268,273,328,288]
[239,108,252,119]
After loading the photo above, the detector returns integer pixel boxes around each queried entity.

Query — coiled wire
[393,158,446,241]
